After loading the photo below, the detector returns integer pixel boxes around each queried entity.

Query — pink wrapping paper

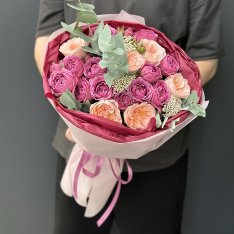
[43,12,209,220]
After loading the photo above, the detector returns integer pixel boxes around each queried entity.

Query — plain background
[0,1,233,233]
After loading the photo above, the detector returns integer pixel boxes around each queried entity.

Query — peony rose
[124,102,156,130]
[127,51,145,72]
[84,53,93,62]
[158,55,179,76]
[134,29,158,42]
[125,27,134,37]
[151,80,171,111]
[90,100,122,124]
[165,73,190,99]
[128,77,153,102]
[89,25,116,37]
[139,62,162,83]
[142,39,166,66]
[74,77,92,103]
[62,56,84,78]
[49,63,62,73]
[48,69,76,95]
[59,37,88,59]
[84,57,107,79]
[114,91,134,110]
[89,75,114,100]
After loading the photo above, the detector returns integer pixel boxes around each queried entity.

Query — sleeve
[35,0,65,38]
[185,0,225,61]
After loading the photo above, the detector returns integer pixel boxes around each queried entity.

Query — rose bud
[151,80,171,112]
[48,69,76,95]
[74,77,93,103]
[62,56,84,79]
[137,41,146,54]
[128,77,153,102]
[165,73,190,99]
[90,100,122,124]
[89,74,114,100]
[114,91,134,110]
[124,102,156,130]
[139,62,162,83]
[158,55,179,76]
[84,57,107,79]
[134,29,158,42]
[59,37,88,59]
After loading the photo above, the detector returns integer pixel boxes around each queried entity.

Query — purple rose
[61,56,84,78]
[89,75,114,100]
[89,25,116,37]
[128,77,153,102]
[84,57,107,79]
[125,27,134,37]
[134,29,158,42]
[139,62,162,83]
[151,80,170,112]
[49,63,62,73]
[48,69,76,95]
[74,77,93,103]
[158,55,179,76]
[115,91,134,110]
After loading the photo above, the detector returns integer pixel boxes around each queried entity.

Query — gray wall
[0,1,233,234]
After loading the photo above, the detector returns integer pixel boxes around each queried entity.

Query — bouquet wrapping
[43,10,208,226]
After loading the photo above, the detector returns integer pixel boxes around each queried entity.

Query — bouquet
[43,1,208,227]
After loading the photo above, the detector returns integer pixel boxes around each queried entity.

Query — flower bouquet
[43,1,208,226]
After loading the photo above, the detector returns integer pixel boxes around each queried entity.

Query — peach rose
[124,102,156,130]
[164,73,190,99]
[59,37,88,59]
[142,39,166,66]
[127,51,145,72]
[90,100,122,124]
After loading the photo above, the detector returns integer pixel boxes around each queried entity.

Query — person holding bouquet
[34,0,224,233]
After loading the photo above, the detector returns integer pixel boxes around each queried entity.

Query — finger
[65,129,75,143]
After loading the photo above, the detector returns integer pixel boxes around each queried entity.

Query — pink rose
[128,77,153,102]
[62,56,84,79]
[124,102,156,130]
[114,91,134,110]
[89,75,114,100]
[158,55,179,76]
[142,39,166,65]
[139,62,162,83]
[84,53,93,62]
[84,57,107,79]
[151,80,171,112]
[74,77,93,103]
[125,27,134,37]
[59,37,88,59]
[89,25,116,37]
[49,63,62,73]
[165,73,190,99]
[134,29,158,42]
[127,51,146,72]
[48,69,76,95]
[90,100,122,124]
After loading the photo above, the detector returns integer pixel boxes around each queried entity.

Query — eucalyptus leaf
[81,46,102,56]
[76,10,98,24]
[61,22,93,43]
[81,100,91,113]
[104,70,124,87]
[170,118,180,132]
[161,117,168,129]
[77,2,95,10]
[70,26,83,39]
[99,24,111,45]
[67,3,92,12]
[99,59,119,69]
[155,112,162,128]
[64,89,82,110]
[182,90,199,105]
[60,92,76,110]
[112,48,124,55]
[189,104,206,117]
[94,20,104,40]
[125,70,138,76]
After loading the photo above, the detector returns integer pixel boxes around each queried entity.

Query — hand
[65,128,75,143]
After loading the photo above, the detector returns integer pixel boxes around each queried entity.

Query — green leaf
[60,93,76,110]
[104,70,124,87]
[76,10,98,24]
[112,48,124,55]
[189,104,206,117]
[81,100,91,113]
[70,25,84,39]
[67,3,92,12]
[125,70,138,76]
[155,112,162,128]
[61,22,93,43]
[64,90,82,110]
[170,118,180,132]
[182,90,199,105]
[161,117,168,129]
[81,46,102,56]
[77,2,95,10]
[93,20,104,40]
[99,24,111,45]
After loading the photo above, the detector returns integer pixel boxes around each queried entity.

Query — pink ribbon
[73,150,133,227]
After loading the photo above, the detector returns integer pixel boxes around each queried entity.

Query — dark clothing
[54,150,188,234]
[36,0,224,172]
